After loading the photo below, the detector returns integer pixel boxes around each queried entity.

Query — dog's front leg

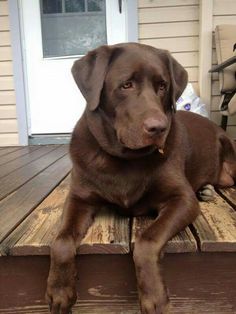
[46,193,96,314]
[133,189,200,314]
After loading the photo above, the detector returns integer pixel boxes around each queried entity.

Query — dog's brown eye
[121,81,133,89]
[159,81,166,91]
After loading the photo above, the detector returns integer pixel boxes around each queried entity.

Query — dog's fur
[46,43,236,314]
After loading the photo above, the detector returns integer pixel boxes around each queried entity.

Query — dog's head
[72,43,187,153]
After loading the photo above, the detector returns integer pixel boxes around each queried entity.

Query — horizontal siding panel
[0,46,12,61]
[0,16,9,31]
[186,67,198,82]
[0,105,17,119]
[0,1,8,15]
[211,111,236,126]
[212,81,220,96]
[213,16,236,28]
[211,95,221,111]
[139,21,199,39]
[214,0,236,15]
[0,32,11,46]
[140,36,199,52]
[0,90,16,104]
[138,0,198,8]
[0,76,14,90]
[0,61,13,75]
[0,119,18,133]
[211,72,219,81]
[139,6,199,24]
[172,52,198,67]
[0,133,19,146]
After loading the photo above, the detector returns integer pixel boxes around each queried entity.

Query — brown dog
[46,43,236,314]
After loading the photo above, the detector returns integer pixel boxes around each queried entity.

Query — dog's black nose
[143,118,167,136]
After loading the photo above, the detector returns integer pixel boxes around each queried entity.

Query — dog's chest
[90,161,154,209]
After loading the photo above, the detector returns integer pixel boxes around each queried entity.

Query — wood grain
[131,216,197,253]
[0,154,71,248]
[0,145,39,166]
[1,254,236,314]
[79,208,130,254]
[0,146,21,157]
[0,145,58,179]
[192,195,236,252]
[218,187,236,210]
[1,177,130,255]
[0,145,68,200]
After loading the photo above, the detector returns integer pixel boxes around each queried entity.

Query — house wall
[138,0,236,138]
[1,0,236,146]
[138,0,199,92]
[0,0,19,145]
[210,0,236,138]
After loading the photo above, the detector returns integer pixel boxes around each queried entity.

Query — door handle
[118,0,122,13]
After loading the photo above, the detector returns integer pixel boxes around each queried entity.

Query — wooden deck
[0,145,236,313]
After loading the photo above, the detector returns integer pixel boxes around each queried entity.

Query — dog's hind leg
[197,184,216,201]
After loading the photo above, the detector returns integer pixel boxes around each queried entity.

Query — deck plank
[0,176,130,255]
[79,209,130,254]
[0,145,68,201]
[192,194,236,252]
[0,155,71,250]
[0,147,22,157]
[0,145,59,179]
[218,187,236,210]
[0,146,40,166]
[131,217,197,253]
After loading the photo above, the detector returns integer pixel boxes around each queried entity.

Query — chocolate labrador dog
[46,43,236,314]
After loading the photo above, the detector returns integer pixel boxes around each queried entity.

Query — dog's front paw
[197,184,216,202]
[140,293,170,314]
[46,281,77,314]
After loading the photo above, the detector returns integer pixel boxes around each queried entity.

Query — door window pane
[42,0,62,14]
[88,0,103,12]
[40,0,107,57]
[65,0,85,12]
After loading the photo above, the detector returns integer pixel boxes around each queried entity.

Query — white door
[20,0,128,135]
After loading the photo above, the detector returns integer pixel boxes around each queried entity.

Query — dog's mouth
[121,144,157,155]
[119,139,166,156]
[119,137,166,155]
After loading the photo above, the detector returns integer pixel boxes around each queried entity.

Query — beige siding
[138,0,200,92]
[210,0,236,137]
[0,0,19,146]
[138,0,236,138]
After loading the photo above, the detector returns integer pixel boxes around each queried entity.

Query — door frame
[8,0,138,145]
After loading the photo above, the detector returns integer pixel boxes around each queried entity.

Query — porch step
[0,145,236,256]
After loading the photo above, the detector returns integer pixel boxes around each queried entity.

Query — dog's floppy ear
[166,52,188,111]
[71,45,112,111]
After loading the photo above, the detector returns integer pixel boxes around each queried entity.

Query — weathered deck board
[0,145,68,201]
[0,144,236,258]
[192,194,236,252]
[79,209,130,254]
[0,176,70,255]
[218,187,236,210]
[131,217,197,253]
[0,146,40,166]
[0,145,59,179]
[0,147,22,157]
[0,176,130,255]
[0,155,72,250]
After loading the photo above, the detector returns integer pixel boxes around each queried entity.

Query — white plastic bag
[176,83,208,118]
